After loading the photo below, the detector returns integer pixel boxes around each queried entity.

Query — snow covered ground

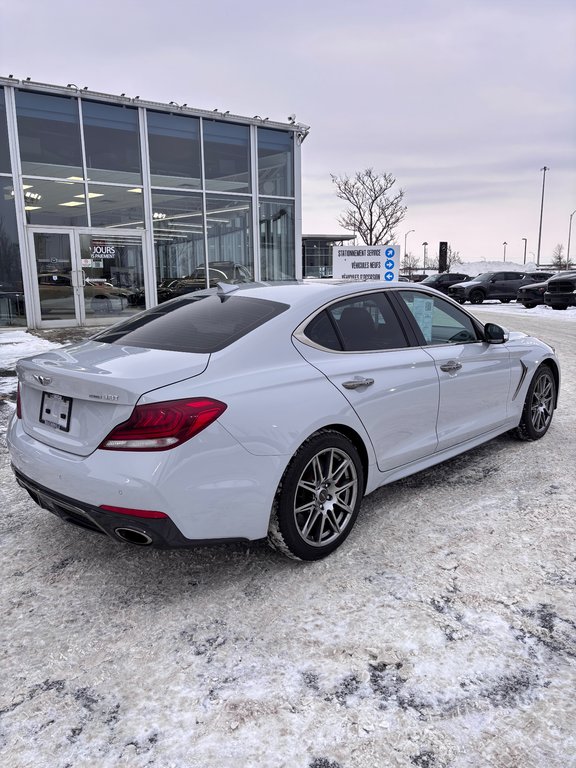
[0,310,575,768]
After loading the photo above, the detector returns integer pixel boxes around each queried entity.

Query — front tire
[513,365,556,441]
[267,430,364,561]
[469,289,485,304]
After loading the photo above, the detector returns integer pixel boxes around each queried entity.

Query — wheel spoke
[301,508,323,539]
[332,457,352,484]
[325,509,342,534]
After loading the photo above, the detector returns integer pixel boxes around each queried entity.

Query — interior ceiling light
[66,176,85,181]
[127,188,143,194]
[59,201,85,207]
[24,205,42,211]
[74,192,104,199]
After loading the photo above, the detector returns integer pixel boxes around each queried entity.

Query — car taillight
[16,383,22,419]
[99,397,227,451]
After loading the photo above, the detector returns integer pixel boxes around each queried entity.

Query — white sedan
[7,281,560,560]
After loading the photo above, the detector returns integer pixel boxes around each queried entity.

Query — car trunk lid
[16,340,210,456]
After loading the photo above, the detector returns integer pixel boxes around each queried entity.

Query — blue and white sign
[331,244,400,282]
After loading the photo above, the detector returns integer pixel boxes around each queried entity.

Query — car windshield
[92,294,289,353]
[470,273,494,281]
[421,275,440,284]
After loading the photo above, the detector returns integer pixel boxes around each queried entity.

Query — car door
[393,289,512,450]
[293,291,440,472]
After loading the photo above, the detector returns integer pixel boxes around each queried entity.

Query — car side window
[303,293,408,352]
[397,290,480,346]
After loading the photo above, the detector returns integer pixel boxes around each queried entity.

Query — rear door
[293,290,440,472]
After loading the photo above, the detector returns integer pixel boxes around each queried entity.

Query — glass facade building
[0,78,305,328]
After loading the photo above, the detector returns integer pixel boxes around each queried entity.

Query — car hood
[16,340,210,456]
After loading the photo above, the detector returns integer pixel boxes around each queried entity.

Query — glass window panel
[203,121,250,193]
[259,199,295,280]
[397,290,480,345]
[0,88,12,173]
[79,234,145,316]
[82,100,141,184]
[147,111,201,189]
[88,184,144,228]
[151,190,205,296]
[15,90,83,179]
[258,128,293,197]
[0,179,26,326]
[21,178,88,226]
[205,195,253,282]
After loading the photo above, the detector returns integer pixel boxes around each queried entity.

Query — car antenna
[216,282,240,297]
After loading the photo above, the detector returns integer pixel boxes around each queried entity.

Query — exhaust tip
[115,527,153,546]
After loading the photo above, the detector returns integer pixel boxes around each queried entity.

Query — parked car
[448,271,555,304]
[517,270,576,308]
[9,281,559,561]
[544,271,576,310]
[420,273,471,294]
[157,261,252,302]
[37,273,131,314]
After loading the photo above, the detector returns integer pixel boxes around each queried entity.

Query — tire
[513,365,556,441]
[521,302,536,309]
[267,430,364,561]
[469,289,484,304]
[500,298,511,303]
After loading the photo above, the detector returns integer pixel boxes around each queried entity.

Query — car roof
[211,279,441,313]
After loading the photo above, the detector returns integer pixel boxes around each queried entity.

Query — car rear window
[92,294,289,353]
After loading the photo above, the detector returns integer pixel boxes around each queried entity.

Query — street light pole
[567,209,576,269]
[422,241,428,270]
[522,238,527,264]
[536,166,549,266]
[503,241,507,262]
[404,229,415,258]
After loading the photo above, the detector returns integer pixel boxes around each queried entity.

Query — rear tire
[522,302,536,309]
[469,289,484,304]
[500,298,511,303]
[513,365,556,441]
[267,430,364,561]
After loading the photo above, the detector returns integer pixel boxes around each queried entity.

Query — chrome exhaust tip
[114,527,153,546]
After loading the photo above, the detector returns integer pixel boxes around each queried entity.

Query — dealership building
[0,77,307,329]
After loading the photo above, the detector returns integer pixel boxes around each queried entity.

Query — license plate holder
[39,392,73,432]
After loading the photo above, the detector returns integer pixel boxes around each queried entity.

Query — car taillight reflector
[100,505,168,519]
[99,397,227,451]
[16,383,22,419]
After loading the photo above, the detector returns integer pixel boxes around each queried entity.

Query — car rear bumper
[14,468,250,548]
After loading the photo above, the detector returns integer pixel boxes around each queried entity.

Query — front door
[28,229,146,328]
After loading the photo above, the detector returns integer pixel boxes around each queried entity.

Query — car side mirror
[484,322,508,344]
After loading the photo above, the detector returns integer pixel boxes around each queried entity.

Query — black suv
[420,272,471,294]
[448,271,554,304]
[518,270,576,308]
[544,271,576,310]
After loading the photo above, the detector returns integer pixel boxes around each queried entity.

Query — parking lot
[1,306,575,768]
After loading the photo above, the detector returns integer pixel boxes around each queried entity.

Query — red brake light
[100,505,168,519]
[99,397,227,451]
[16,383,22,419]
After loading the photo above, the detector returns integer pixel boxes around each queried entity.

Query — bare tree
[331,168,407,245]
[447,245,463,270]
[401,251,419,278]
[551,243,571,269]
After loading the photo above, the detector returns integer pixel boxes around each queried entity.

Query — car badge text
[88,393,120,401]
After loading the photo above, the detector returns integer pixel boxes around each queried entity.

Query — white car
[8,281,560,560]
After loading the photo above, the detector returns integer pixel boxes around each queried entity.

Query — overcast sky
[1,0,575,265]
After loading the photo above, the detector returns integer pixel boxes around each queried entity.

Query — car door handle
[342,377,375,390]
[439,361,462,373]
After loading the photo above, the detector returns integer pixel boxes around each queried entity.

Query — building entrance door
[28,229,146,328]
